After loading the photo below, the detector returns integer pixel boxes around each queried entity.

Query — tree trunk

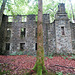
[0,0,7,26]
[26,0,57,75]
[26,0,47,75]
[36,0,46,74]
[32,0,47,75]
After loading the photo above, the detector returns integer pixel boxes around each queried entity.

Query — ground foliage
[0,55,75,75]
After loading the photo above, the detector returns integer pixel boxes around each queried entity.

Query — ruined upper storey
[0,3,75,55]
[55,3,68,20]
[58,3,66,13]
[2,14,50,23]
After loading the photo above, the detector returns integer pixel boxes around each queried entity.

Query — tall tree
[34,0,47,74]
[0,0,7,26]
[26,0,47,75]
[27,0,56,75]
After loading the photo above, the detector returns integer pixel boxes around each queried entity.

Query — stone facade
[55,4,73,54]
[0,3,75,55]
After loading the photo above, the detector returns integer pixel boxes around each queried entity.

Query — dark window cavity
[6,43,10,50]
[21,28,26,38]
[61,27,65,35]
[35,43,37,50]
[20,43,25,50]
[35,28,37,38]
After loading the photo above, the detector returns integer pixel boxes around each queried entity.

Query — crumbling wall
[0,15,9,54]
[43,14,50,55]
[0,3,75,56]
[70,23,75,53]
[48,21,56,55]
[55,3,72,54]
[3,15,37,55]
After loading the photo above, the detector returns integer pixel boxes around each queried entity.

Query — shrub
[10,51,17,55]
[10,51,24,55]
[70,55,75,60]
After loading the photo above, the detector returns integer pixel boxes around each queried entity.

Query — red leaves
[0,55,75,74]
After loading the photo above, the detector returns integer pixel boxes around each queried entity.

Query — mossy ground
[26,71,57,75]
[26,69,57,75]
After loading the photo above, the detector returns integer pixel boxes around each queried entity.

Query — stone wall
[0,3,75,55]
[0,15,8,54]
[43,14,50,55]
[3,15,37,55]
[55,3,72,54]
[0,14,51,56]
[70,23,75,53]
[48,21,56,55]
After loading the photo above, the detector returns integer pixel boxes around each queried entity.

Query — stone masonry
[0,3,75,56]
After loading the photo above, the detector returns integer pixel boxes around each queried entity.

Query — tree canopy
[0,0,75,22]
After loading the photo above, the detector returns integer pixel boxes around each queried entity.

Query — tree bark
[32,0,47,75]
[36,0,45,74]
[0,0,7,26]
[26,0,57,75]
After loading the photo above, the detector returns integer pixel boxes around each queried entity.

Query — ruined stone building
[0,3,75,55]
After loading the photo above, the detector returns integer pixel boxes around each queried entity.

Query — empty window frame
[8,16,13,22]
[20,43,25,50]
[21,28,26,38]
[35,43,37,50]
[7,28,11,37]
[61,27,65,35]
[6,43,10,50]
[22,16,27,22]
[35,28,37,38]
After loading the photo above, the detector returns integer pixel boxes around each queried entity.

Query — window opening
[21,28,26,38]
[8,16,13,22]
[35,28,37,38]
[35,43,37,50]
[22,16,27,22]
[61,27,65,35]
[7,28,11,37]
[20,43,25,50]
[6,43,10,50]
